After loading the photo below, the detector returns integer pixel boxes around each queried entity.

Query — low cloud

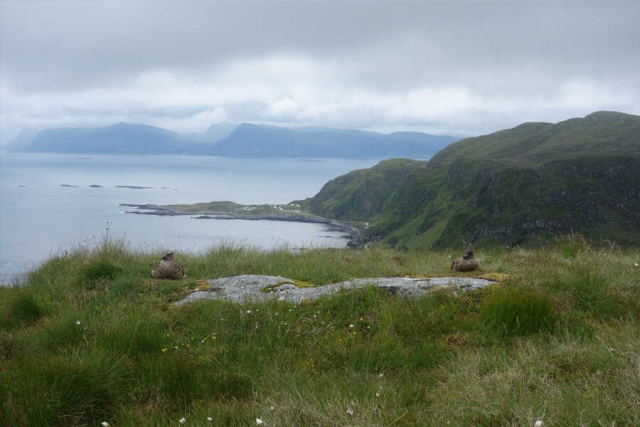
[1,1,639,143]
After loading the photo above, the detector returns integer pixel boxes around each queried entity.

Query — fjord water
[0,152,379,283]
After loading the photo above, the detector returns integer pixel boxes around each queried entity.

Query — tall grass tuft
[1,349,131,426]
[36,311,88,351]
[481,287,557,337]
[132,352,253,411]
[108,276,140,299]
[76,260,123,290]
[96,315,167,357]
[0,288,44,328]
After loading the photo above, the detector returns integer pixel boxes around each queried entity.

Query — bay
[0,152,379,283]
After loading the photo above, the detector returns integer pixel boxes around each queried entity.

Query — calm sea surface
[0,152,380,283]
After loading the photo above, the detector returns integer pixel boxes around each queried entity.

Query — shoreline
[120,203,362,245]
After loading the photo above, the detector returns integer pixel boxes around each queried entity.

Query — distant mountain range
[10,122,459,159]
[301,111,640,249]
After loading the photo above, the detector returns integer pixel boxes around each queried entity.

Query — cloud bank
[1,0,639,144]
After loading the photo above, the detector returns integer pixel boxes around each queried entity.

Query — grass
[0,235,639,426]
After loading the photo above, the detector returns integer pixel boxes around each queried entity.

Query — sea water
[0,152,380,283]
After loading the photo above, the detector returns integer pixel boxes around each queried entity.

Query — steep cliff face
[430,156,640,248]
[306,112,640,249]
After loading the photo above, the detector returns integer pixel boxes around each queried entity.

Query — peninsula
[120,201,363,242]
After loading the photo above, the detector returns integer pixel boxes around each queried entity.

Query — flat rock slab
[174,274,496,306]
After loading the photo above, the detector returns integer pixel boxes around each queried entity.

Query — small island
[116,185,154,190]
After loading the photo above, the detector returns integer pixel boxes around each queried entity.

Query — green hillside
[306,111,640,249]
[300,158,426,221]
[430,111,640,167]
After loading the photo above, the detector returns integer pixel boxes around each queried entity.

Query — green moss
[260,279,314,292]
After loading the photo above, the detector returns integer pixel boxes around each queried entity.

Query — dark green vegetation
[303,111,640,249]
[1,236,639,426]
[15,122,458,159]
[303,158,427,221]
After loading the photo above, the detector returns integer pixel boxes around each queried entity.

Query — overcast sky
[1,0,639,144]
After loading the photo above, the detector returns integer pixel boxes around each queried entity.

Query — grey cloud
[1,0,639,143]
[4,1,638,91]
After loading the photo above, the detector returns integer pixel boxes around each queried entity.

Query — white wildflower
[346,407,354,415]
[256,418,264,425]
[635,262,639,267]
[269,406,275,410]
[76,320,81,325]
[534,421,544,427]
[376,392,380,397]
[179,417,186,424]
[101,423,109,427]
[207,417,213,422]
[349,324,354,328]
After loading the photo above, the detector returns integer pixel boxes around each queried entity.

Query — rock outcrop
[174,274,497,306]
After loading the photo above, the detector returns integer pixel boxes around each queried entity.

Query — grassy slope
[306,111,640,250]
[1,236,639,426]
[429,111,640,166]
[301,158,426,222]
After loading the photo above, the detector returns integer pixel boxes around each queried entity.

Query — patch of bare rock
[174,274,497,306]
